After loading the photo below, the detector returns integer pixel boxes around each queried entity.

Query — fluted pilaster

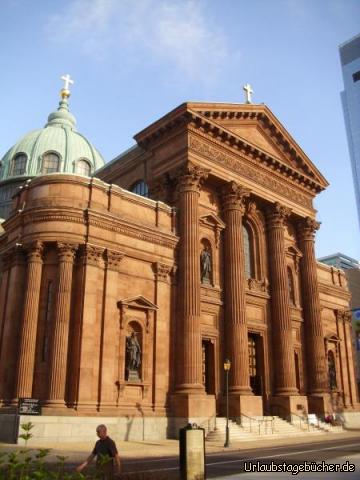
[15,241,44,398]
[176,162,209,391]
[267,203,297,395]
[48,243,77,403]
[222,181,252,394]
[297,217,327,394]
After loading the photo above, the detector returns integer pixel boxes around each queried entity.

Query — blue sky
[1,0,359,259]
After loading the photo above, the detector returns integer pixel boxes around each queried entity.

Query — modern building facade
[0,91,358,443]
[340,34,360,229]
[319,252,360,397]
[318,252,360,270]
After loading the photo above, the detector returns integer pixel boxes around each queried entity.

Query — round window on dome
[76,159,92,176]
[42,152,60,174]
[12,153,27,176]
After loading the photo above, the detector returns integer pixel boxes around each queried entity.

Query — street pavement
[0,430,359,478]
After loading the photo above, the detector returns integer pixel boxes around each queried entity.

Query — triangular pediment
[200,213,225,230]
[326,334,340,343]
[219,123,295,166]
[118,295,158,310]
[187,103,328,190]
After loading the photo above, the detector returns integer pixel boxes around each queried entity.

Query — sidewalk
[0,430,359,463]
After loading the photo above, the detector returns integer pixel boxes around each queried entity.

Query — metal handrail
[198,415,216,433]
[288,412,311,431]
[240,414,274,435]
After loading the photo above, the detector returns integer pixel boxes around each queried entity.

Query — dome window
[76,159,92,176]
[130,180,149,198]
[12,153,27,176]
[42,152,60,174]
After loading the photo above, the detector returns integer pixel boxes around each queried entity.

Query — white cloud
[46,0,236,85]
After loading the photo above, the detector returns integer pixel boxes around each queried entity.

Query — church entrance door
[248,333,264,396]
[202,339,215,394]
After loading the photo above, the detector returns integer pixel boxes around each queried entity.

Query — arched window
[130,180,149,198]
[287,266,295,305]
[76,159,91,176]
[42,152,60,174]
[12,153,27,176]
[243,224,255,278]
[328,350,337,390]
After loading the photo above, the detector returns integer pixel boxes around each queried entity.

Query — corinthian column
[15,241,44,398]
[267,203,297,396]
[222,181,252,395]
[47,243,77,404]
[176,162,209,392]
[297,218,327,394]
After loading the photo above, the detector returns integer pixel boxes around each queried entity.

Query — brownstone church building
[0,90,358,441]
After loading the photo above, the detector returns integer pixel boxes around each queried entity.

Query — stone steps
[206,415,343,443]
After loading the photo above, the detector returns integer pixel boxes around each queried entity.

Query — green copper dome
[0,92,105,182]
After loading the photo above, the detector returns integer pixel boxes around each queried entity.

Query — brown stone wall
[0,174,176,416]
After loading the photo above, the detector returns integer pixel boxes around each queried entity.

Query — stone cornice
[87,211,178,250]
[318,282,351,300]
[134,103,327,196]
[1,207,178,252]
[193,104,326,183]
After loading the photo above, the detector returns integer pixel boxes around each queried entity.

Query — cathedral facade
[0,96,358,441]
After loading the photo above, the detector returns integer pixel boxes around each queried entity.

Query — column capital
[152,262,172,283]
[106,249,125,272]
[336,309,352,323]
[266,202,291,227]
[222,181,250,213]
[56,242,78,262]
[297,216,321,241]
[80,243,105,267]
[176,162,210,192]
[25,241,44,263]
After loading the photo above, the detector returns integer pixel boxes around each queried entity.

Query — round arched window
[130,180,149,198]
[12,153,27,176]
[76,159,91,176]
[42,152,60,174]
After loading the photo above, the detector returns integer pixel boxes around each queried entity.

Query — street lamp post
[224,358,231,448]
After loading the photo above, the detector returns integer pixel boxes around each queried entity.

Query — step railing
[288,412,311,431]
[198,415,216,434]
[239,414,274,435]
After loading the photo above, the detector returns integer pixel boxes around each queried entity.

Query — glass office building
[340,34,360,229]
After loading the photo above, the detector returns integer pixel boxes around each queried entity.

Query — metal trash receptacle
[179,423,205,480]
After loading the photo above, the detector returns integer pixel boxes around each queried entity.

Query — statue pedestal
[126,370,140,382]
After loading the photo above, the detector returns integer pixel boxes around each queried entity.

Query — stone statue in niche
[200,245,212,284]
[126,332,141,381]
[328,352,337,390]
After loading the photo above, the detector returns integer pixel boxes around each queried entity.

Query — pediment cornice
[118,295,158,311]
[134,102,328,196]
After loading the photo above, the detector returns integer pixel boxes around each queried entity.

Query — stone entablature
[2,174,177,251]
